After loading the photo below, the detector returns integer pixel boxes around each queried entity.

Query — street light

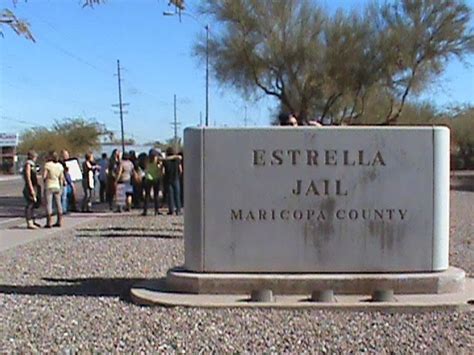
[163,11,210,127]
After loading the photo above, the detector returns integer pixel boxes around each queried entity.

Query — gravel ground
[0,191,473,353]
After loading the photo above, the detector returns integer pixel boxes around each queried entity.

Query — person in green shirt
[142,149,163,216]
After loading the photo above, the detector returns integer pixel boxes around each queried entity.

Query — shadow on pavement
[0,277,164,303]
[69,213,136,218]
[75,225,183,239]
[8,225,34,230]
[77,226,183,232]
[75,232,182,239]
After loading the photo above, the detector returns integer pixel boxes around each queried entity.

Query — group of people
[97,146,183,216]
[21,114,328,229]
[22,147,184,230]
[22,150,73,229]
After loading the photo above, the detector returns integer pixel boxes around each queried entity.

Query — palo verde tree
[374,0,474,124]
[18,118,108,158]
[196,0,328,123]
[195,0,474,124]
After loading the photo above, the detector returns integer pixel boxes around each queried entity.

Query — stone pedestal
[131,127,470,309]
[165,266,465,295]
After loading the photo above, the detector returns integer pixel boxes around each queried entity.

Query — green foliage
[197,0,327,122]
[362,101,474,169]
[196,0,474,124]
[82,0,105,8]
[358,92,440,125]
[18,128,69,158]
[375,0,474,123]
[445,106,474,169]
[0,8,34,41]
[18,118,106,158]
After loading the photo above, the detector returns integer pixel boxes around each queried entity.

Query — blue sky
[1,0,473,143]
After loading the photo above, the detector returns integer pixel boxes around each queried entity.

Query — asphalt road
[0,176,87,227]
[0,176,25,226]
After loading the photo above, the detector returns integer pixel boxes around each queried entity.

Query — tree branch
[321,93,342,120]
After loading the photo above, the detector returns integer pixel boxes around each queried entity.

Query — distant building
[0,133,19,174]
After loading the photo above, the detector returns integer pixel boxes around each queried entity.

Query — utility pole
[113,59,129,153]
[171,94,181,151]
[199,111,203,127]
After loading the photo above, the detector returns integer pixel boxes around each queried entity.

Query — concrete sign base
[165,266,465,295]
[130,272,472,311]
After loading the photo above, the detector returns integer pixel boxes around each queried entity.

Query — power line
[27,14,112,77]
[0,116,48,128]
[40,37,111,77]
[121,70,171,107]
[31,13,113,65]
[5,13,181,143]
[2,72,107,115]
[31,13,170,111]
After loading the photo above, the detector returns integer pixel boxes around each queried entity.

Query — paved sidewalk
[0,213,99,252]
[0,175,21,182]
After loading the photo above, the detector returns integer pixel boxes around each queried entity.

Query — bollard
[311,289,335,303]
[371,289,395,302]
[250,289,274,302]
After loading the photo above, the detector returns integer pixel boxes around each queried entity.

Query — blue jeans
[167,179,181,214]
[62,185,73,214]
[61,186,68,214]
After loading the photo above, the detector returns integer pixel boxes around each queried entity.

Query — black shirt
[163,158,180,183]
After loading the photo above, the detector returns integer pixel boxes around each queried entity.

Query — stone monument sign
[184,127,450,273]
